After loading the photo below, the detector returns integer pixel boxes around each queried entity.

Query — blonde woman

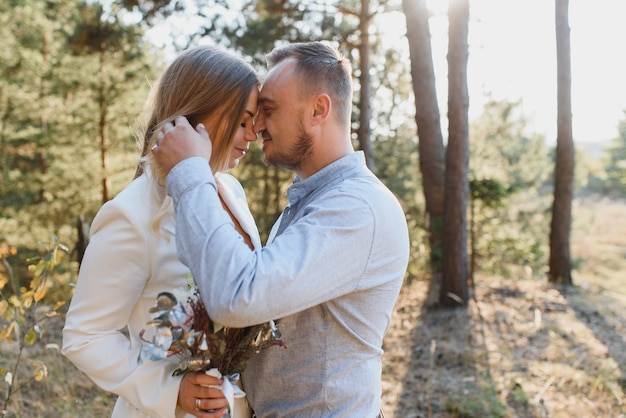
[62,45,259,418]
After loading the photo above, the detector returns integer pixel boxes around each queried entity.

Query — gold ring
[195,398,201,411]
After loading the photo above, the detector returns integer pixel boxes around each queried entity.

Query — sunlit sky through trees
[144,0,626,145]
[383,0,626,145]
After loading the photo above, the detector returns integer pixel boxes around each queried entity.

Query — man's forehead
[259,59,298,102]
[264,59,297,87]
[258,78,282,103]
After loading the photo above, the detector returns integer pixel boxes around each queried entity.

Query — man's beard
[263,120,313,171]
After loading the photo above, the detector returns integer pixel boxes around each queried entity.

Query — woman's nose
[245,125,257,142]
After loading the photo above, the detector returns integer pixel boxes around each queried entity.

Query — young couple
[62,41,409,418]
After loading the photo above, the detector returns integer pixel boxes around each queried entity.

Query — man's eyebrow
[258,97,275,105]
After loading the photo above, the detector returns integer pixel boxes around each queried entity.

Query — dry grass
[1,198,625,417]
[381,198,626,418]
[0,315,117,417]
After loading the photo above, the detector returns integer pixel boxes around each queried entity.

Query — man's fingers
[150,130,164,153]
[162,121,174,134]
[195,123,210,140]
[174,115,191,127]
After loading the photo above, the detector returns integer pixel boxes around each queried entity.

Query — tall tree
[440,0,470,307]
[402,0,445,273]
[0,0,158,250]
[549,0,574,284]
[355,0,375,171]
[68,2,153,204]
[0,0,75,247]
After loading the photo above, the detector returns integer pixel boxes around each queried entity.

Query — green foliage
[0,0,162,252]
[374,121,429,280]
[469,99,553,278]
[574,111,625,199]
[470,178,508,208]
[600,111,626,197]
[444,378,509,418]
[0,238,70,415]
[196,0,360,64]
[508,383,529,405]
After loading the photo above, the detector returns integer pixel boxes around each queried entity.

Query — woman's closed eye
[240,117,253,128]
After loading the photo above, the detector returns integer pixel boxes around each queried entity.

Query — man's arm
[166,158,381,327]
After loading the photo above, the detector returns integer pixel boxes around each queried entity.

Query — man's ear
[311,94,331,125]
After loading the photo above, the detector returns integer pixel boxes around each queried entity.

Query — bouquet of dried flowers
[140,287,285,377]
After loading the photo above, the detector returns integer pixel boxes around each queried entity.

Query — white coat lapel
[215,174,262,250]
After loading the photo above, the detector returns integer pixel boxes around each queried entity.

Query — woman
[62,45,259,418]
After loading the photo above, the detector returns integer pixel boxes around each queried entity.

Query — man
[153,41,409,417]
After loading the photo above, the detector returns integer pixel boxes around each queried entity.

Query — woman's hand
[153,115,213,175]
[178,371,229,417]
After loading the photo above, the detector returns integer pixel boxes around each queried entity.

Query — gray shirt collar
[287,151,366,206]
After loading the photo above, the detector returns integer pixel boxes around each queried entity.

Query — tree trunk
[99,84,110,204]
[549,0,574,285]
[402,0,445,272]
[440,0,470,307]
[37,33,50,204]
[75,215,90,265]
[357,0,375,172]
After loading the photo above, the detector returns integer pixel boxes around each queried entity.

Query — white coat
[62,168,260,418]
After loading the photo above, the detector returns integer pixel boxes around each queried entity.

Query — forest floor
[1,199,624,417]
[381,198,626,418]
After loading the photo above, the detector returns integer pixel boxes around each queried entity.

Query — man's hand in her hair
[152,115,212,175]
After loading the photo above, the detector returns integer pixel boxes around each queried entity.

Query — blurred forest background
[1,0,625,417]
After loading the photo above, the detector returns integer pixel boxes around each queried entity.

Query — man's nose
[253,114,265,134]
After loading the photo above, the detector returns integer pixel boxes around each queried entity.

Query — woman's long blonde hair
[132,45,258,232]
[135,45,259,180]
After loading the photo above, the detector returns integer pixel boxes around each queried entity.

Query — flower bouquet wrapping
[140,286,285,416]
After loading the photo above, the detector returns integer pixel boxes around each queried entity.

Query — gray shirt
[167,151,409,417]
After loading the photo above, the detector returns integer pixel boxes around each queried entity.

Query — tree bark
[99,83,110,204]
[357,0,375,172]
[440,0,470,307]
[549,0,574,284]
[402,0,445,272]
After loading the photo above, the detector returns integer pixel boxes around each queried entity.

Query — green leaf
[32,261,45,278]
[172,368,188,377]
[1,305,15,321]
[25,327,37,345]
